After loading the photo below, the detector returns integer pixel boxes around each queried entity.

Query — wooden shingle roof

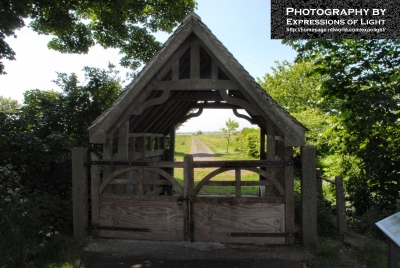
[88,12,306,146]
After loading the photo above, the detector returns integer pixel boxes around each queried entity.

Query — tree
[284,39,400,215]
[0,96,21,113]
[220,118,239,153]
[196,130,202,135]
[258,60,330,146]
[0,0,197,74]
[0,65,122,232]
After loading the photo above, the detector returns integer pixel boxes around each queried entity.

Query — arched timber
[178,108,204,123]
[194,167,284,197]
[132,90,170,115]
[219,89,259,115]
[233,109,256,124]
[99,166,183,195]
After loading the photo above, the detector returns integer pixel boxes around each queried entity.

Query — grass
[174,134,193,161]
[174,133,259,195]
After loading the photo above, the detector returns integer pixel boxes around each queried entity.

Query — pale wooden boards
[193,202,285,244]
[99,198,184,241]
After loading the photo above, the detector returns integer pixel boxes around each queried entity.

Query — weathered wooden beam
[102,139,115,193]
[184,154,194,241]
[193,160,293,168]
[193,196,284,204]
[103,37,196,139]
[259,127,267,196]
[132,90,170,115]
[204,181,272,186]
[192,103,240,109]
[154,79,236,91]
[301,146,317,247]
[233,109,256,124]
[284,146,295,245]
[138,168,144,195]
[219,89,259,115]
[211,58,218,80]
[172,59,179,80]
[72,147,88,240]
[128,133,165,138]
[90,152,100,236]
[190,41,200,79]
[235,168,241,197]
[265,123,276,197]
[173,91,223,101]
[177,108,203,123]
[117,121,129,194]
[128,149,165,160]
[157,99,193,134]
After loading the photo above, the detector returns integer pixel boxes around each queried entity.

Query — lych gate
[72,13,318,246]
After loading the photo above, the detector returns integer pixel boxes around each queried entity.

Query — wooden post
[103,139,114,193]
[335,176,348,234]
[235,168,241,197]
[259,128,266,196]
[301,146,317,247]
[72,147,88,240]
[184,154,194,242]
[265,124,276,197]
[167,124,176,174]
[90,153,100,237]
[388,240,398,268]
[117,121,129,194]
[284,146,295,245]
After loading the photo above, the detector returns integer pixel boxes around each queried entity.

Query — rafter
[154,79,236,91]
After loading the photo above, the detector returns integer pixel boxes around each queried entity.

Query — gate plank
[194,202,285,244]
[99,199,183,241]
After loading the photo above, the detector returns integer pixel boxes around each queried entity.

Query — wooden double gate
[90,154,295,245]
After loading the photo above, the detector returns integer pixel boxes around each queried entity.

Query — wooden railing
[316,168,348,234]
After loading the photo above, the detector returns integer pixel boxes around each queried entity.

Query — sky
[0,0,297,133]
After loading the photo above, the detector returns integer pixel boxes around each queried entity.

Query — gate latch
[177,195,190,206]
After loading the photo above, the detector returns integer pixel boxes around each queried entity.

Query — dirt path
[190,136,215,161]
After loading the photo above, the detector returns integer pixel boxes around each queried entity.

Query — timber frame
[77,12,318,246]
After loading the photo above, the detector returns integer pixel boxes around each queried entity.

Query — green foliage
[0,165,84,267]
[259,60,330,147]
[285,39,400,216]
[0,96,21,113]
[0,0,197,74]
[0,65,122,238]
[259,60,326,113]
[306,238,345,267]
[236,128,260,158]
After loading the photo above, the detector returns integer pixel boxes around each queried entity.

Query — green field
[174,133,259,195]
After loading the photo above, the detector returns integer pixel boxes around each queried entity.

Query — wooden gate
[90,154,295,244]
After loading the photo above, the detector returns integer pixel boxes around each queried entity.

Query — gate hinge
[177,195,190,206]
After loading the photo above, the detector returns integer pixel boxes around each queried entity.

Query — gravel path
[190,136,215,161]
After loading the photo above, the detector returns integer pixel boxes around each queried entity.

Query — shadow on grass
[175,151,186,158]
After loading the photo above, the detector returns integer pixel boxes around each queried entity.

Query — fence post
[72,147,88,240]
[301,146,317,247]
[183,154,194,242]
[335,176,348,234]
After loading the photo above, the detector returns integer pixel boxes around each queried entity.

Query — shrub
[0,165,78,267]
[236,128,260,158]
